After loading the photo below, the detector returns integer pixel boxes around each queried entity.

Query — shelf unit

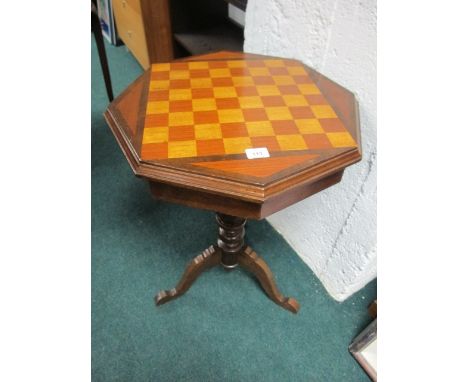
[173,24,243,56]
[170,0,246,58]
[112,0,247,67]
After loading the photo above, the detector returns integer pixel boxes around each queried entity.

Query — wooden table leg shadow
[155,213,300,314]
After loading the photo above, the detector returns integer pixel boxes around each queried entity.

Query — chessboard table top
[142,57,356,161]
[104,51,361,219]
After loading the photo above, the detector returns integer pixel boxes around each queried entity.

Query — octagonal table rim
[103,51,362,219]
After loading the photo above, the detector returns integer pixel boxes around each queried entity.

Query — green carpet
[91,38,376,382]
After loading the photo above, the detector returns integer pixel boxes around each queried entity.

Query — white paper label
[245,147,270,159]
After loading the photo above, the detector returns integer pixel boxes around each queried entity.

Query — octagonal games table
[104,51,361,314]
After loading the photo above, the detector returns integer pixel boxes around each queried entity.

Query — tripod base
[155,213,300,314]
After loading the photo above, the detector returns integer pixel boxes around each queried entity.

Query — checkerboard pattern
[141,59,357,160]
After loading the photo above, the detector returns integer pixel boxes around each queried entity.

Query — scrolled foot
[280,297,300,314]
[155,245,221,307]
[155,288,177,306]
[238,246,300,314]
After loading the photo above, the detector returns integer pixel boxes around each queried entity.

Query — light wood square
[296,119,324,134]
[169,70,190,80]
[238,96,263,109]
[152,63,170,72]
[249,67,270,76]
[257,85,281,96]
[223,137,252,154]
[326,132,356,147]
[169,89,191,101]
[218,109,245,123]
[298,83,321,95]
[150,80,169,91]
[188,61,209,69]
[195,124,222,140]
[276,134,308,151]
[273,76,295,86]
[192,98,217,112]
[168,112,194,126]
[287,66,308,76]
[232,76,254,86]
[168,140,197,158]
[147,101,169,114]
[282,95,309,107]
[246,121,275,137]
[265,107,293,121]
[312,105,338,118]
[190,78,213,88]
[210,68,231,78]
[142,127,168,144]
[213,87,237,98]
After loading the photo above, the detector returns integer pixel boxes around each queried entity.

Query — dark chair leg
[91,9,114,102]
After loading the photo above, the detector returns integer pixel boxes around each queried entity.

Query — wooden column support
[216,213,246,268]
[155,213,300,314]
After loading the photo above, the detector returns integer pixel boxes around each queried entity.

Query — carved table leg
[155,245,221,306]
[155,213,300,313]
[238,246,300,314]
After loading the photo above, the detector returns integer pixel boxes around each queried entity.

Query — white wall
[244,0,376,301]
